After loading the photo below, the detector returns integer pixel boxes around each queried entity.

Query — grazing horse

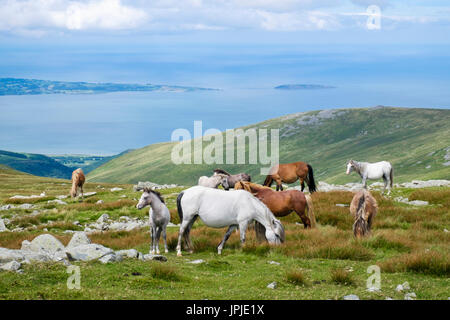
[235,181,316,229]
[213,169,251,190]
[350,189,378,238]
[346,160,393,195]
[198,173,228,188]
[70,168,85,199]
[264,161,317,193]
[176,186,285,256]
[136,188,170,254]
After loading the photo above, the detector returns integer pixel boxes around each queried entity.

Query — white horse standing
[136,188,171,254]
[346,160,394,195]
[176,186,285,256]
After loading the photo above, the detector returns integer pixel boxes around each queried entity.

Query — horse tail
[353,192,369,237]
[306,164,317,193]
[176,192,184,222]
[263,175,273,187]
[389,166,394,188]
[305,194,316,228]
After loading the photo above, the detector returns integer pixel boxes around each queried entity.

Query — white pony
[346,160,393,195]
[176,186,285,256]
[198,173,227,188]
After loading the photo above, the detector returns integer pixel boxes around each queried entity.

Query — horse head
[220,176,230,190]
[136,187,152,209]
[346,160,355,175]
[265,218,285,244]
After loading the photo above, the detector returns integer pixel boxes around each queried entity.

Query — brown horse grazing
[70,168,85,199]
[213,168,251,190]
[350,189,378,238]
[235,181,316,230]
[263,161,317,193]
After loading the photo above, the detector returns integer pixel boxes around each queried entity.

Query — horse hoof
[165,250,169,253]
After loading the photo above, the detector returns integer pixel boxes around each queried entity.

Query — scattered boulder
[47,199,67,205]
[395,197,428,206]
[67,232,91,249]
[0,204,13,211]
[83,192,97,197]
[96,200,104,204]
[0,260,21,272]
[134,181,180,191]
[96,213,110,224]
[18,204,34,210]
[0,248,25,264]
[343,294,360,300]
[188,259,205,264]
[268,261,281,265]
[110,187,123,192]
[143,254,167,262]
[116,249,140,259]
[0,219,8,232]
[267,282,277,289]
[65,244,115,262]
[23,234,65,259]
[404,292,416,300]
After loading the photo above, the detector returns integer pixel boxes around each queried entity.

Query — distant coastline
[274,84,336,90]
[0,78,219,96]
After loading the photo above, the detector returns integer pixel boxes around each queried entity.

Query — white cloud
[0,0,148,32]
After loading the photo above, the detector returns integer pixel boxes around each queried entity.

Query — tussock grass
[330,268,355,286]
[379,250,450,276]
[408,189,450,206]
[286,268,308,286]
[150,263,182,282]
[67,199,136,211]
[90,230,150,250]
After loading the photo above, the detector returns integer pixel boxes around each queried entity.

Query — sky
[0,0,449,43]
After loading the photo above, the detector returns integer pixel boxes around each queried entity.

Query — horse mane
[236,181,272,192]
[143,187,165,204]
[351,189,378,237]
[214,169,231,176]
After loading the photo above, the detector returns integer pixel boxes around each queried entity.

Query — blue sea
[1,42,449,155]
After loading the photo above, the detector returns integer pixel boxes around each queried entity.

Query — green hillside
[87,107,450,185]
[0,150,74,179]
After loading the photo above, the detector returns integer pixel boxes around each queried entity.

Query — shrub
[330,268,355,286]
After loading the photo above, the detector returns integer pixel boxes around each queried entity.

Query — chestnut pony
[263,161,316,193]
[350,189,378,238]
[235,181,316,231]
[70,168,85,199]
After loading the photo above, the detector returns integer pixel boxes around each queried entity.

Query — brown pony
[235,181,316,230]
[70,168,85,199]
[350,189,378,238]
[263,161,316,193]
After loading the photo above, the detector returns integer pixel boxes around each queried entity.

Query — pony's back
[350,189,378,237]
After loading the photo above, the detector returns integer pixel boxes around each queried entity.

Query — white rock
[96,200,104,204]
[268,261,281,265]
[67,232,91,249]
[47,199,67,205]
[188,259,205,264]
[0,261,21,272]
[367,286,380,292]
[143,254,167,262]
[18,203,34,209]
[402,281,410,290]
[65,244,115,262]
[24,234,65,258]
[116,249,139,259]
[267,282,277,289]
[57,195,68,199]
[0,204,13,211]
[99,253,121,264]
[0,248,25,264]
[110,187,123,192]
[96,213,109,224]
[83,192,97,197]
[0,218,8,232]
[404,292,416,300]
[396,284,404,292]
[343,294,360,300]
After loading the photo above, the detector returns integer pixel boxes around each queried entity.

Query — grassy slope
[87,107,450,185]
[0,165,448,300]
[0,150,74,179]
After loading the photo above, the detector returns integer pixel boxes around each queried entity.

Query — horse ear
[143,187,149,193]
